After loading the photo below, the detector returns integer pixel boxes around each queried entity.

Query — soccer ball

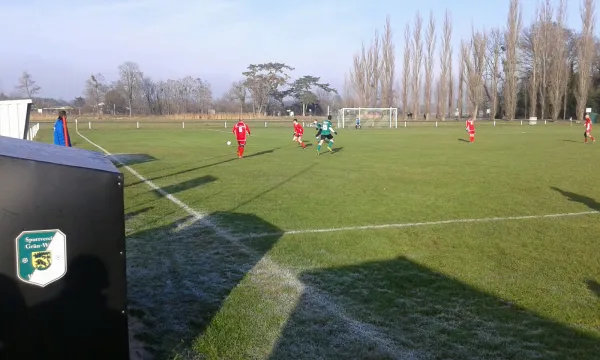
[227,141,231,146]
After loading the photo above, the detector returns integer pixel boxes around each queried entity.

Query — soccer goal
[337,108,398,129]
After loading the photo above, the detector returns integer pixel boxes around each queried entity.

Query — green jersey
[321,120,334,135]
[314,122,322,131]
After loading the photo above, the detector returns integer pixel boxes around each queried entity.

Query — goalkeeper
[317,115,337,154]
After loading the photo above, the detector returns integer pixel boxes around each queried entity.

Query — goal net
[337,108,398,129]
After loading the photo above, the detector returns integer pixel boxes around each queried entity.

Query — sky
[0,0,585,101]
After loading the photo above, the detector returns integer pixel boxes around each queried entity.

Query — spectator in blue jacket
[53,110,72,147]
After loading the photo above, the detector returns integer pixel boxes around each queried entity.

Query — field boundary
[239,211,600,240]
[75,129,412,359]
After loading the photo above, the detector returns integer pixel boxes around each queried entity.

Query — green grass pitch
[36,121,600,359]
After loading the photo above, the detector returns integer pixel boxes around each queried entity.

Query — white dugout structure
[0,99,39,140]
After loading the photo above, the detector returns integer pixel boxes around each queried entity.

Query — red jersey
[293,122,304,135]
[233,121,250,140]
[585,119,592,132]
[466,119,475,132]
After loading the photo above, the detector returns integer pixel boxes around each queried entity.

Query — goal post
[337,108,398,129]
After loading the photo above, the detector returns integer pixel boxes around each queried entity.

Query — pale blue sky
[0,0,584,100]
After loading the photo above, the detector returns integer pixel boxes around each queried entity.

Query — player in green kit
[313,119,322,144]
[317,115,337,154]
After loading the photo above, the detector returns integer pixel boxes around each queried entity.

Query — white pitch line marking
[76,129,410,358]
[238,211,600,240]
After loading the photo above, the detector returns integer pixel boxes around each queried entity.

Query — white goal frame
[338,107,399,128]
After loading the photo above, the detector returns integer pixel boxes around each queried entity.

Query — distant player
[292,119,306,149]
[466,118,475,143]
[317,115,337,154]
[313,119,322,143]
[232,119,251,158]
[355,117,361,129]
[584,114,595,143]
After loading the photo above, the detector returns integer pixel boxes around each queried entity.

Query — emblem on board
[16,230,67,287]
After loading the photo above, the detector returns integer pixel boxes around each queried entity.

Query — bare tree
[85,73,107,118]
[438,10,452,120]
[402,24,412,119]
[343,73,355,107]
[523,7,541,119]
[537,0,554,121]
[458,47,465,119]
[118,62,141,117]
[424,11,436,119]
[486,29,502,119]
[412,12,423,117]
[448,47,454,117]
[367,31,381,105]
[576,0,596,120]
[504,0,522,121]
[548,0,568,120]
[462,29,488,119]
[16,72,41,98]
[350,44,368,105]
[227,80,247,114]
[380,16,395,108]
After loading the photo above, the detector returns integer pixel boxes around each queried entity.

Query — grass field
[37,121,600,360]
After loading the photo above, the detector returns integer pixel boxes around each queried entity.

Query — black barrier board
[0,135,129,359]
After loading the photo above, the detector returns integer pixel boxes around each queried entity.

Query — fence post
[137,122,139,129]
[75,119,78,131]
[493,120,496,126]
[182,122,185,129]
[545,120,547,125]
[436,121,438,127]
[265,121,267,128]
[520,120,523,125]
[89,122,91,130]
[404,121,407,127]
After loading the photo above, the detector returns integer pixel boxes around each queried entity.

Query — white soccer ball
[227,141,231,146]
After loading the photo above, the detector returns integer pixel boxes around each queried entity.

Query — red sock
[237,146,242,156]
[240,146,245,156]
[470,135,474,142]
[301,142,306,148]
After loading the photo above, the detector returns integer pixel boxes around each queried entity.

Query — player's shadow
[125,146,286,188]
[551,187,600,211]
[330,146,344,154]
[125,210,283,358]
[0,274,31,359]
[125,206,153,221]
[458,138,470,143]
[155,175,217,197]
[562,139,580,143]
[585,280,600,299]
[269,257,600,359]
[1,255,129,359]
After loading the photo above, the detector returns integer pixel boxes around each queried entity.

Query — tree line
[1,62,339,118]
[345,0,598,120]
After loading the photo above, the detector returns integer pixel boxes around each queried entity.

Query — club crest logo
[16,230,67,287]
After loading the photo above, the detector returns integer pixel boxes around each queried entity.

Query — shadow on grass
[125,146,286,188]
[125,206,153,221]
[458,138,470,143]
[125,210,283,359]
[586,280,600,299]
[269,257,600,359]
[110,153,158,166]
[551,187,600,211]
[563,139,581,143]
[156,175,218,197]
[330,146,344,154]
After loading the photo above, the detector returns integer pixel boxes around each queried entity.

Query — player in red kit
[232,120,251,158]
[584,114,595,143]
[292,119,306,149]
[466,118,475,143]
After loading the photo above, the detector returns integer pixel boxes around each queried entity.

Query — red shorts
[295,133,303,137]
[237,139,247,146]
[469,131,475,135]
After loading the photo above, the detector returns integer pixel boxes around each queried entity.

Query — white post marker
[182,122,185,129]
[89,122,91,130]
[493,120,496,126]
[436,121,438,127]
[75,119,78,131]
[520,120,523,125]
[137,121,139,129]
[265,121,267,128]
[404,121,407,127]
[224,121,227,128]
